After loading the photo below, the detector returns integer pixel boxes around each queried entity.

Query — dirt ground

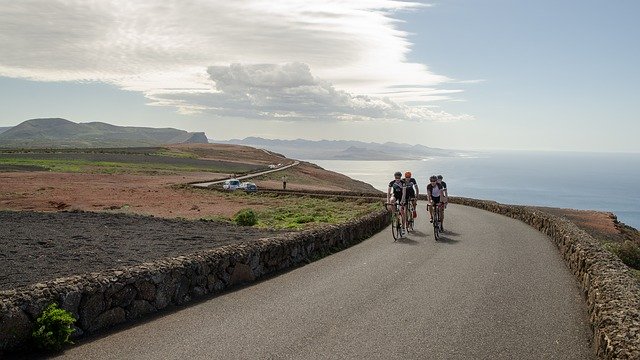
[535,206,639,244]
[0,159,381,290]
[0,171,255,219]
[0,211,281,290]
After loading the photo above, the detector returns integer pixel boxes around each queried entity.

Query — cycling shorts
[406,189,416,200]
[431,196,441,205]
[396,198,407,205]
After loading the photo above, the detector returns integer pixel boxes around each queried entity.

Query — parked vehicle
[239,182,258,192]
[222,179,241,190]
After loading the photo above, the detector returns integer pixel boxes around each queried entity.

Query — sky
[0,0,638,152]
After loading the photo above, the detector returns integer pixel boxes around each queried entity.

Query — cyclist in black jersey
[437,175,448,200]
[426,175,444,224]
[387,171,407,236]
[404,171,419,219]
[436,174,448,229]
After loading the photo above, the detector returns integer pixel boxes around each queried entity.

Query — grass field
[198,190,381,230]
[0,148,264,174]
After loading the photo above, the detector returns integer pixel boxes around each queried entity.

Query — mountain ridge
[212,137,465,160]
[0,118,208,148]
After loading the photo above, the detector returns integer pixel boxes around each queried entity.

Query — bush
[234,209,257,226]
[294,215,315,224]
[32,303,76,352]
[604,240,640,270]
[617,241,640,270]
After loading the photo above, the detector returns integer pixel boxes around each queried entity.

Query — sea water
[309,151,640,230]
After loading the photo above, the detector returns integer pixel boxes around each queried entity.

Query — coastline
[308,152,640,230]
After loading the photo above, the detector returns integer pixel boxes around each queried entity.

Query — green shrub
[32,303,76,352]
[234,209,257,226]
[617,241,640,270]
[294,215,315,224]
[604,240,640,270]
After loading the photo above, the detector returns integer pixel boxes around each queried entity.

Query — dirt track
[0,211,282,291]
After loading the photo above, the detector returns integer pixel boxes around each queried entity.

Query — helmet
[429,175,437,182]
[437,175,443,180]
[394,171,402,177]
[404,171,412,178]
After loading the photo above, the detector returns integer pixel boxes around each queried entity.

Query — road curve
[191,160,300,188]
[54,204,594,359]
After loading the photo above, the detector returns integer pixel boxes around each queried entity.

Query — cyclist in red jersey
[404,171,419,219]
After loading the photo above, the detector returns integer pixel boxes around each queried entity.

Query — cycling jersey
[388,179,406,202]
[405,177,417,198]
[427,182,443,198]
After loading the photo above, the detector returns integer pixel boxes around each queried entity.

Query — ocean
[309,151,640,230]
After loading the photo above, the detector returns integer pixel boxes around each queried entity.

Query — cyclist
[437,175,448,200]
[387,171,407,236]
[426,175,444,228]
[437,174,448,229]
[404,171,419,219]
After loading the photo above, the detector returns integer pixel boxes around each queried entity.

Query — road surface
[54,204,594,359]
[191,161,299,188]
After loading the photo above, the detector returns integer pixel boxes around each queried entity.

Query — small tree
[32,303,76,352]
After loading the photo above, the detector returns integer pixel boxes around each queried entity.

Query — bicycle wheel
[391,211,401,241]
[406,203,414,232]
[433,211,440,241]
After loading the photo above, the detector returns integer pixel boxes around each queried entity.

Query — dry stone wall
[0,209,389,353]
[449,197,640,359]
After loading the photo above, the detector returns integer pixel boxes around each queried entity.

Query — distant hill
[0,118,208,148]
[0,126,11,134]
[212,137,465,160]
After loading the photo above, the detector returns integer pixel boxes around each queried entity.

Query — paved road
[54,204,594,359]
[191,160,300,188]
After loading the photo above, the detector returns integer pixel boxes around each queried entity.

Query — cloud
[148,62,472,122]
[0,0,473,122]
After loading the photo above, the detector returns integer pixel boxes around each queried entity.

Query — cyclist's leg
[388,196,397,213]
[410,196,417,219]
[412,198,417,217]
[428,202,434,222]
[400,202,407,229]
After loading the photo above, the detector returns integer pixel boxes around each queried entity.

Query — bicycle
[385,202,403,241]
[432,202,445,241]
[406,199,415,232]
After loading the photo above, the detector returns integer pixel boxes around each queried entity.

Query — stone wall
[449,196,640,359]
[0,209,389,353]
